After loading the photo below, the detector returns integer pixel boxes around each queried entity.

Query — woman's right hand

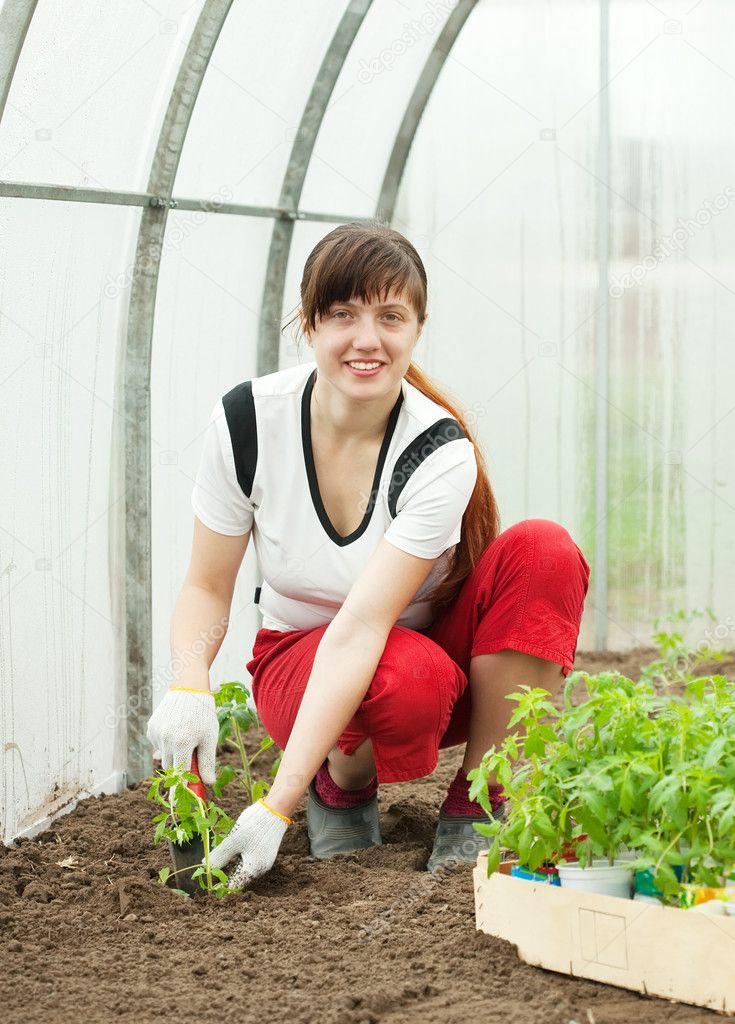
[145,688,219,784]
[208,799,292,888]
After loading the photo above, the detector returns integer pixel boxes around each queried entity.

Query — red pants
[246,519,591,784]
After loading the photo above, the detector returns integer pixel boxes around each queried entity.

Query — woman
[147,222,590,887]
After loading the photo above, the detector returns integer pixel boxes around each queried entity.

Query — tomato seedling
[213,680,281,803]
[147,763,237,897]
[469,609,735,905]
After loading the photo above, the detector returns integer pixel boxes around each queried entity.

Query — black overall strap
[387,418,467,518]
[222,380,258,498]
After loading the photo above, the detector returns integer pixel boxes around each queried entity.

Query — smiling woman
[147,221,591,887]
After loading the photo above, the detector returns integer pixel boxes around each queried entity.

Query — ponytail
[404,362,500,614]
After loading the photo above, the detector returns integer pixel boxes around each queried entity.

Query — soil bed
[1,648,732,1024]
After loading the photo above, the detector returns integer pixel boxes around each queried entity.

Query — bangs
[302,230,426,331]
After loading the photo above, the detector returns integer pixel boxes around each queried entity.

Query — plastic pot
[511,863,560,886]
[557,859,634,899]
[635,864,684,899]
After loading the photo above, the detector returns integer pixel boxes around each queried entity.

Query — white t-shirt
[191,361,477,632]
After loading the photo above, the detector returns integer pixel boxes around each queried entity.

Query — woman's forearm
[265,623,387,819]
[169,583,231,689]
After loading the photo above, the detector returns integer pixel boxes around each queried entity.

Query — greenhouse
[1,0,734,1021]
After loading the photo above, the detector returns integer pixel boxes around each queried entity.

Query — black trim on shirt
[301,367,404,547]
[387,418,467,518]
[222,380,257,498]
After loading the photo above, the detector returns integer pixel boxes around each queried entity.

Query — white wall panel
[604,0,735,648]
[299,0,456,218]
[396,0,735,650]
[175,0,349,208]
[0,0,205,190]
[0,198,140,842]
[395,0,600,648]
[150,212,273,711]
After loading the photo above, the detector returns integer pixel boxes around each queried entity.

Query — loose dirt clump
[1,649,731,1024]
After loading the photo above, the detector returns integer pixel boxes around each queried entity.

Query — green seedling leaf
[473,820,501,838]
[533,811,556,842]
[213,764,237,799]
[154,820,169,843]
[251,780,268,802]
[485,839,502,877]
[518,827,533,864]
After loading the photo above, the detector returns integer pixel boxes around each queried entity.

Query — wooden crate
[473,853,735,1015]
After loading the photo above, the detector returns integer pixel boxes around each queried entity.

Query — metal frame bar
[594,0,610,650]
[255,0,373,378]
[0,179,372,223]
[118,0,236,784]
[376,0,477,223]
[0,0,37,121]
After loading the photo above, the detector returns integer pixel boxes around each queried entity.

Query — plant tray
[473,853,735,1015]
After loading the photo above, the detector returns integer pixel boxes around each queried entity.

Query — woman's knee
[370,628,465,731]
[499,518,590,584]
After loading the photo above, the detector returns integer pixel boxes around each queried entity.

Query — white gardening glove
[146,688,218,785]
[208,799,292,889]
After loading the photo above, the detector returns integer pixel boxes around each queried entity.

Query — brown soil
[2,649,732,1024]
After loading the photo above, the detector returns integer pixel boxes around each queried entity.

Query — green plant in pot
[625,672,735,904]
[471,644,735,906]
[467,686,601,885]
[469,675,665,898]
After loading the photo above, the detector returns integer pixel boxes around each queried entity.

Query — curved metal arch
[256,0,373,377]
[376,0,477,223]
[0,0,38,122]
[117,0,236,783]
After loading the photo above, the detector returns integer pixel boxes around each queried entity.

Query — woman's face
[304,288,424,399]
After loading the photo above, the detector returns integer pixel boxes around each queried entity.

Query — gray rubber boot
[307,780,382,859]
[426,802,505,874]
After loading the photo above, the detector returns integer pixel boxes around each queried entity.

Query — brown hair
[284,221,500,614]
